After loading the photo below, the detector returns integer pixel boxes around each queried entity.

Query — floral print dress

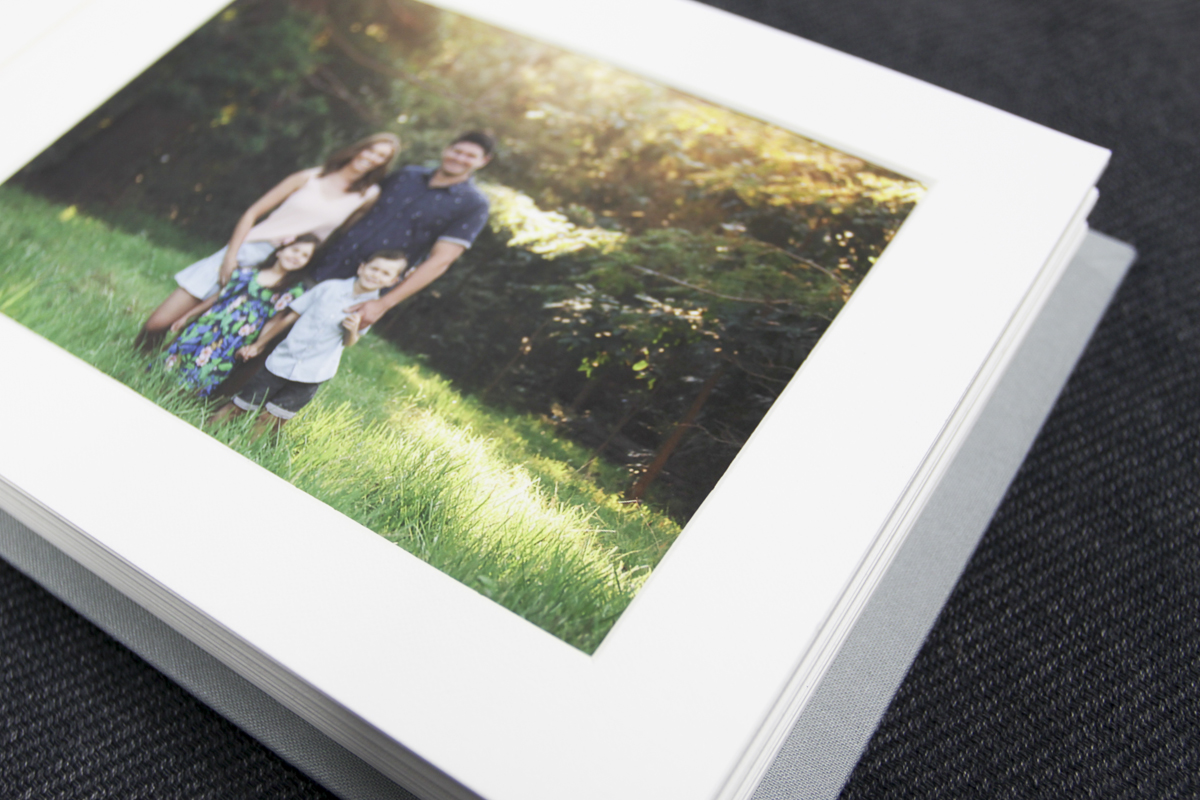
[163,268,304,396]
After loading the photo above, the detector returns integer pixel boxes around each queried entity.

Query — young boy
[209,250,407,434]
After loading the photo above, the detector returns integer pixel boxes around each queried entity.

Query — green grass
[0,187,681,652]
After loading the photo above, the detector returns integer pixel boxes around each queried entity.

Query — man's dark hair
[452,130,496,158]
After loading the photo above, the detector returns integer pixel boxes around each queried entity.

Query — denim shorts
[174,241,275,300]
[231,369,322,420]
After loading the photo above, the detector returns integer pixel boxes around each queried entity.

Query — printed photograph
[0,0,924,652]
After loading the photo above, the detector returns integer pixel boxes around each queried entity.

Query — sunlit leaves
[481,183,626,258]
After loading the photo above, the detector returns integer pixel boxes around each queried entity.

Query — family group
[140,130,494,433]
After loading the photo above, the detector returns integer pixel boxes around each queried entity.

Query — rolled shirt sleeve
[437,192,491,250]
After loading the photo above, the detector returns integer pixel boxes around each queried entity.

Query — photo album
[0,1,1133,799]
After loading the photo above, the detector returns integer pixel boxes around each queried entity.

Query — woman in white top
[138,132,400,349]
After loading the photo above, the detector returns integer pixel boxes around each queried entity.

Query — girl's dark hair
[259,233,321,293]
[319,132,401,193]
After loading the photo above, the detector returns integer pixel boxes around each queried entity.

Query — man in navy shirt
[311,131,493,327]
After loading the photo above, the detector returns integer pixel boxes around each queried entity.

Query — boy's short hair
[363,249,408,265]
[452,130,496,158]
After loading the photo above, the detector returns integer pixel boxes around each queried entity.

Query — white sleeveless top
[246,169,379,244]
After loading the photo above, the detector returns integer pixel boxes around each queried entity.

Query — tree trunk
[627,361,728,501]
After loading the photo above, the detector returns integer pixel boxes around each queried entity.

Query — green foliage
[481,183,625,257]
[155,4,333,156]
[20,0,921,245]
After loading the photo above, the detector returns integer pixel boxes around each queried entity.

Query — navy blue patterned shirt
[310,165,490,282]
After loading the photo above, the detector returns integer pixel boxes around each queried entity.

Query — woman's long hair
[320,132,401,193]
[257,233,321,293]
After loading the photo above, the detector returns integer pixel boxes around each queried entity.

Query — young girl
[162,235,319,396]
[137,132,400,350]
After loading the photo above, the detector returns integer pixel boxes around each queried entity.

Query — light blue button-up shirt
[265,278,379,384]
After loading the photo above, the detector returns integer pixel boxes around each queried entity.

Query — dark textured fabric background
[3,1,1199,797]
